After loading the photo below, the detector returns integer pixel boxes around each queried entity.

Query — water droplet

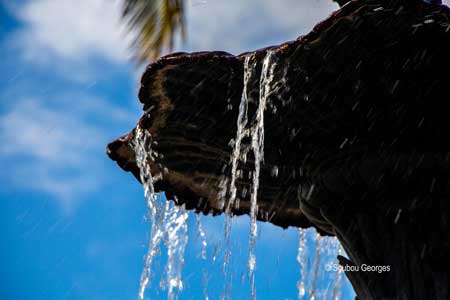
[271,165,279,178]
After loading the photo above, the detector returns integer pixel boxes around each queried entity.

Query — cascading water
[196,214,209,300]
[196,214,208,260]
[221,50,278,300]
[309,233,322,300]
[226,55,253,216]
[163,202,189,300]
[135,127,189,300]
[295,228,345,300]
[297,229,307,299]
[331,243,344,300]
[248,51,277,300]
[223,50,347,300]
[135,127,165,300]
[220,55,254,300]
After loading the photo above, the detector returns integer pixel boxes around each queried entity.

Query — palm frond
[122,0,185,62]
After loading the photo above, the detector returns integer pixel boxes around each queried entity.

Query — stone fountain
[107,1,450,299]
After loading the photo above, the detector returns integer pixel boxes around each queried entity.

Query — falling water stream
[134,51,349,300]
[220,55,253,300]
[297,229,307,299]
[226,55,252,216]
[135,128,189,300]
[135,127,163,300]
[332,243,344,300]
[196,214,209,300]
[248,51,277,300]
[310,233,322,300]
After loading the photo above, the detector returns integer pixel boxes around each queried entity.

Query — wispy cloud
[183,0,338,54]
[0,0,139,213]
[6,0,338,70]
[0,94,135,212]
[9,0,133,65]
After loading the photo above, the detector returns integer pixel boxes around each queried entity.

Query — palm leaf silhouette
[122,0,185,62]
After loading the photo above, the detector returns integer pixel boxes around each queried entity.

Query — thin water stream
[220,55,255,300]
[248,51,277,300]
[135,128,189,300]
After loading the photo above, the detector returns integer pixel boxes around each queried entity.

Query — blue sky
[0,1,363,299]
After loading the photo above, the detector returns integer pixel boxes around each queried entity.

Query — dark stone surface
[107,1,450,298]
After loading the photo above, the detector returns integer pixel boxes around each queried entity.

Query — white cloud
[8,0,337,67]
[0,0,139,212]
[10,0,448,65]
[1,99,98,163]
[11,0,133,64]
[0,95,135,212]
[182,0,338,54]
